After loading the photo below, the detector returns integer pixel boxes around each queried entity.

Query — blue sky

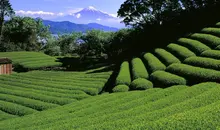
[10,0,125,15]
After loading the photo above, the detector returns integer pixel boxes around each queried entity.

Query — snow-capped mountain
[52,6,124,28]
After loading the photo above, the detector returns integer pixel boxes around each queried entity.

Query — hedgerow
[201,27,220,37]
[177,38,211,55]
[167,43,196,60]
[184,56,220,70]
[115,61,131,86]
[216,45,220,50]
[190,33,220,48]
[154,48,181,66]
[131,58,149,80]
[0,110,17,121]
[166,63,220,83]
[0,94,59,111]
[143,53,166,73]
[112,85,129,93]
[201,50,220,59]
[0,100,37,116]
[130,78,153,90]
[150,71,187,87]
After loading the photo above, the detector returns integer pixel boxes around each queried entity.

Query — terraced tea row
[1,82,220,130]
[0,52,62,70]
[0,70,111,120]
[113,24,220,92]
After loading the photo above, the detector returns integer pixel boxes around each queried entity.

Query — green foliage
[112,85,129,93]
[184,56,220,70]
[154,48,181,66]
[216,22,220,27]
[115,61,131,86]
[131,57,149,80]
[201,27,220,37]
[167,43,196,60]
[0,51,61,70]
[166,63,220,83]
[143,53,166,73]
[130,78,153,90]
[177,38,211,55]
[201,50,220,60]
[150,71,187,88]
[216,45,220,50]
[190,33,220,48]
[3,82,220,130]
[2,16,50,51]
[0,100,37,116]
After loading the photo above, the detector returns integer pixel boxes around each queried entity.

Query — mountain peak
[83,6,98,11]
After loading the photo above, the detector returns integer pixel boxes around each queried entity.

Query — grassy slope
[0,51,61,70]
[0,82,220,129]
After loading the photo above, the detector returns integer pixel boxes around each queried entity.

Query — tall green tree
[0,0,14,44]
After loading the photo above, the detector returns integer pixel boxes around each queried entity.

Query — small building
[0,58,12,75]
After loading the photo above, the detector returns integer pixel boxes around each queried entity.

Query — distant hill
[41,20,119,34]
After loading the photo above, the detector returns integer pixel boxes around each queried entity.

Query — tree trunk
[0,11,4,45]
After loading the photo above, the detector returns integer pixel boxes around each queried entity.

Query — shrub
[190,33,220,48]
[201,27,220,37]
[154,48,181,66]
[184,56,220,70]
[143,53,166,73]
[112,85,129,93]
[177,38,211,55]
[115,61,131,86]
[167,43,196,61]
[131,58,149,80]
[216,22,220,27]
[201,50,220,60]
[166,63,220,84]
[150,71,187,88]
[130,78,153,90]
[216,45,220,50]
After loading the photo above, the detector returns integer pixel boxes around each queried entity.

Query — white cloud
[67,8,83,14]
[15,10,55,16]
[96,18,101,21]
[109,14,117,18]
[76,13,81,18]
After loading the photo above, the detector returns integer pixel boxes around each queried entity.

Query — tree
[2,16,50,51]
[0,0,14,44]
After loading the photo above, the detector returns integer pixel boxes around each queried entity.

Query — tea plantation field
[0,70,112,120]
[113,22,220,92]
[0,52,62,70]
[1,82,220,129]
[1,22,220,129]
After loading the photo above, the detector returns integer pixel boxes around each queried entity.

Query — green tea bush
[201,50,220,59]
[150,71,187,88]
[154,48,181,66]
[167,43,196,60]
[130,78,153,90]
[115,61,131,86]
[143,53,166,73]
[112,85,129,93]
[184,56,220,70]
[201,27,220,37]
[216,22,220,27]
[131,58,149,80]
[190,33,220,48]
[166,63,220,83]
[216,45,220,50]
[0,100,37,116]
[177,38,211,55]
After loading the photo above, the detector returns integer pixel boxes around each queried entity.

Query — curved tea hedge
[167,43,196,60]
[131,58,149,80]
[201,50,220,59]
[130,78,153,90]
[184,56,220,70]
[190,33,220,48]
[143,53,166,73]
[150,71,187,88]
[201,27,220,37]
[154,48,181,66]
[177,38,211,54]
[112,85,129,93]
[115,61,131,86]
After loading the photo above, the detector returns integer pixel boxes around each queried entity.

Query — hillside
[42,20,119,34]
[111,22,220,92]
[1,82,220,129]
